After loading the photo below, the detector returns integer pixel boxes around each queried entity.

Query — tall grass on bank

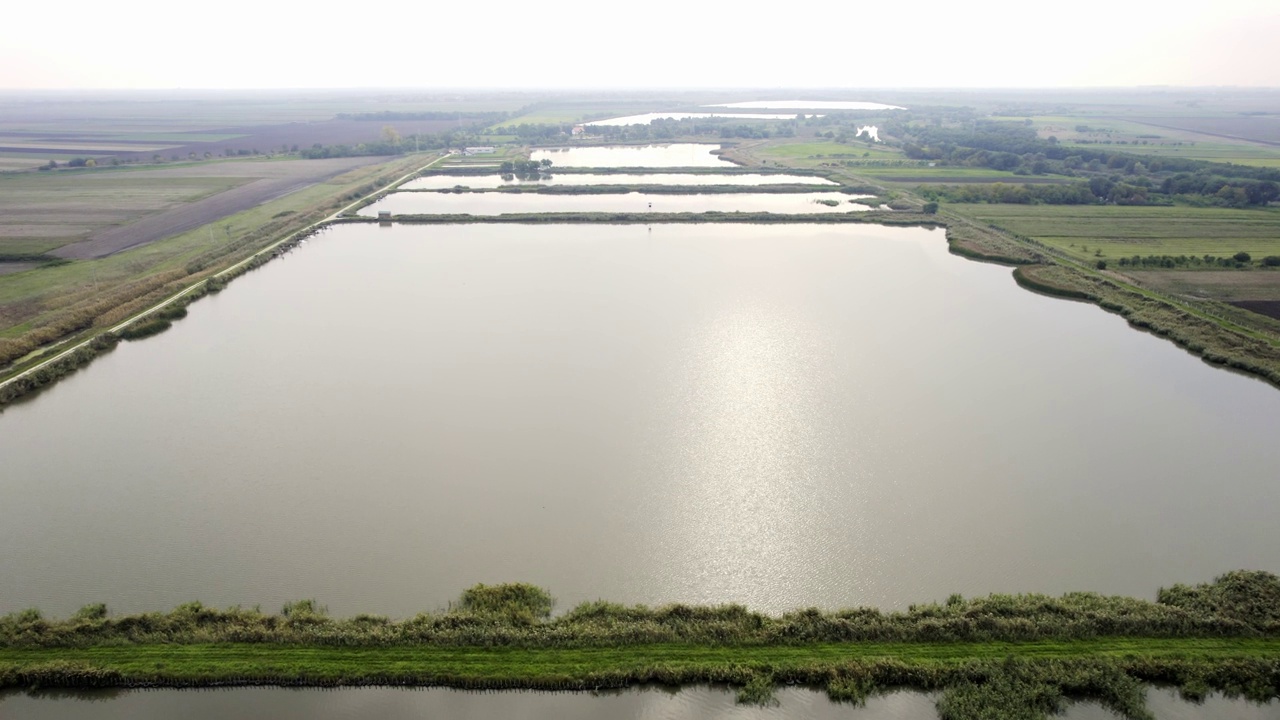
[4,571,1279,650]
[5,571,1280,720]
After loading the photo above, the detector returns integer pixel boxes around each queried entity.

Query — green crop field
[951,204,1280,262]
[856,166,1072,184]
[746,139,902,169]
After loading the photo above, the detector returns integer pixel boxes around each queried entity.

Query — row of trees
[1113,253,1280,269]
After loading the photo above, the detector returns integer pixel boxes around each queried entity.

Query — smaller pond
[358,192,871,216]
[1,686,1275,720]
[587,112,822,126]
[708,101,906,111]
[399,173,838,190]
[530,144,732,168]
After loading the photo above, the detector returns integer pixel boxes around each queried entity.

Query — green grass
[3,638,1279,680]
[950,204,1280,262]
[750,139,902,167]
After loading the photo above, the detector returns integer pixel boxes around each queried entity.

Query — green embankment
[4,572,1280,718]
[3,638,1279,687]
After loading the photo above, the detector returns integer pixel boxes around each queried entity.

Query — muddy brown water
[3,222,1279,621]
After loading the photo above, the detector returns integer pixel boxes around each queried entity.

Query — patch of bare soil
[1232,301,1280,320]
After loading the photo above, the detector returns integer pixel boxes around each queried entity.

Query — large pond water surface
[707,101,906,110]
[530,144,733,167]
[399,173,837,190]
[357,192,869,216]
[3,223,1280,620]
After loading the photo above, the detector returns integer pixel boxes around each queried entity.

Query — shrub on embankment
[0,332,120,409]
[3,571,1279,649]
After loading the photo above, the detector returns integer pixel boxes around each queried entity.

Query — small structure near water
[377,210,392,224]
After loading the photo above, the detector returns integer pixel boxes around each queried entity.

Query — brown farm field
[1124,115,1280,146]
[0,157,387,260]
[1126,270,1280,302]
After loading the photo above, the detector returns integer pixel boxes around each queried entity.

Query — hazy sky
[3,0,1277,89]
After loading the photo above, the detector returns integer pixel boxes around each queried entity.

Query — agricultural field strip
[4,638,1280,678]
[953,205,1280,246]
[1127,272,1280,301]
[0,153,450,392]
[0,140,178,152]
[939,206,1280,346]
[1122,117,1280,147]
[994,114,1280,165]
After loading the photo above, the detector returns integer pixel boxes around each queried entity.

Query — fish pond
[356,192,870,216]
[2,222,1279,620]
[399,173,838,190]
[530,143,733,167]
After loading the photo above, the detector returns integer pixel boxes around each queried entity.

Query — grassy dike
[4,573,1280,718]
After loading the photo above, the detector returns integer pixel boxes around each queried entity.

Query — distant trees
[895,118,1280,207]
[499,160,549,181]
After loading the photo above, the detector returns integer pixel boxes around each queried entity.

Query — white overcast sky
[2,0,1277,89]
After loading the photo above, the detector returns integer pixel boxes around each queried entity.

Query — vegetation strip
[4,638,1280,680]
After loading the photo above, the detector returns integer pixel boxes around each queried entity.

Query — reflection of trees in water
[6,687,129,702]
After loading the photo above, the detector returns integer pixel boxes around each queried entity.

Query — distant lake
[708,100,906,110]
[587,112,822,126]
[531,144,732,167]
[400,173,837,190]
[358,192,870,216]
